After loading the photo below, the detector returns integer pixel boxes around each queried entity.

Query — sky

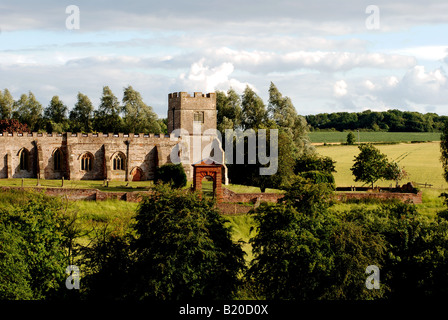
[0,0,447,118]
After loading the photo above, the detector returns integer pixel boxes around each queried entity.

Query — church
[0,92,223,182]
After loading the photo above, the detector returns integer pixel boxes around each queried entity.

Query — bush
[154,163,187,188]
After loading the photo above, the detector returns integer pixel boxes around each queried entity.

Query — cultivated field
[309,131,441,144]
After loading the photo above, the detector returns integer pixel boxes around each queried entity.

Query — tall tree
[93,86,123,133]
[441,121,448,183]
[216,88,242,134]
[69,92,94,133]
[44,96,68,124]
[13,91,43,132]
[241,86,268,130]
[44,96,68,133]
[268,82,313,154]
[0,88,14,120]
[122,85,161,134]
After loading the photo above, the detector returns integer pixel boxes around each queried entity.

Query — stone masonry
[0,92,221,182]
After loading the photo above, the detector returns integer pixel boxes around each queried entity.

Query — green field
[309,131,442,144]
[316,141,447,189]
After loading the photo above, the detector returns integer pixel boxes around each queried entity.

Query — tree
[0,88,14,120]
[383,161,408,187]
[441,121,448,183]
[93,86,123,133]
[346,131,356,145]
[216,88,242,134]
[268,82,313,154]
[0,192,72,299]
[0,119,30,133]
[69,92,94,133]
[351,144,389,188]
[154,163,187,189]
[44,96,69,133]
[13,92,43,132]
[241,86,268,130]
[122,85,161,134]
[130,184,245,300]
[294,153,337,188]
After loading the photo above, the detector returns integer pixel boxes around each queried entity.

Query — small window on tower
[194,111,204,123]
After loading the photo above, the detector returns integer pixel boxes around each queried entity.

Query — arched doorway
[192,159,223,202]
[130,167,143,181]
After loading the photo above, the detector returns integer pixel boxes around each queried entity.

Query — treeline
[306,109,448,132]
[0,86,166,134]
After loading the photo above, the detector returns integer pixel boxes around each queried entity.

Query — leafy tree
[0,192,72,299]
[351,144,389,188]
[383,161,408,187]
[241,86,269,130]
[441,121,448,183]
[69,92,94,133]
[346,131,356,145]
[93,86,123,133]
[216,88,242,134]
[44,96,69,133]
[0,119,30,133]
[13,92,43,132]
[294,153,336,187]
[268,82,313,154]
[122,85,161,134]
[154,163,187,189]
[0,88,15,120]
[248,177,386,300]
[130,184,246,300]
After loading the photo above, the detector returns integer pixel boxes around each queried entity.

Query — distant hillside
[305,109,448,132]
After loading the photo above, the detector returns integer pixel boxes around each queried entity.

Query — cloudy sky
[1,0,447,117]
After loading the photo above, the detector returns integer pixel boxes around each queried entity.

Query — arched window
[19,148,29,171]
[53,148,63,171]
[113,153,125,171]
[80,153,93,171]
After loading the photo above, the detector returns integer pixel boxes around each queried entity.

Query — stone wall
[0,132,181,181]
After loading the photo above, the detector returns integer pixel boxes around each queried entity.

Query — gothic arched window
[53,148,63,171]
[80,153,93,171]
[19,148,30,171]
[113,153,125,171]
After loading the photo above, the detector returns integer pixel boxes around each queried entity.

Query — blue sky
[0,0,447,117]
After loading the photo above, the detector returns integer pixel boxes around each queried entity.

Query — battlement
[168,92,216,100]
[0,132,179,140]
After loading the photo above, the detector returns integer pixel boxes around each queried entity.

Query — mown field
[309,131,441,144]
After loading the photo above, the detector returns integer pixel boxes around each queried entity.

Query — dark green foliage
[248,178,386,300]
[0,192,71,300]
[154,163,187,188]
[441,121,448,183]
[306,109,447,132]
[294,154,336,187]
[130,184,246,300]
[346,131,356,145]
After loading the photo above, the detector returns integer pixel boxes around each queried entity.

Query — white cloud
[175,59,252,94]
[333,80,348,97]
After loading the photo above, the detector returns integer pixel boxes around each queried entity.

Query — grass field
[309,131,441,144]
[316,141,447,189]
